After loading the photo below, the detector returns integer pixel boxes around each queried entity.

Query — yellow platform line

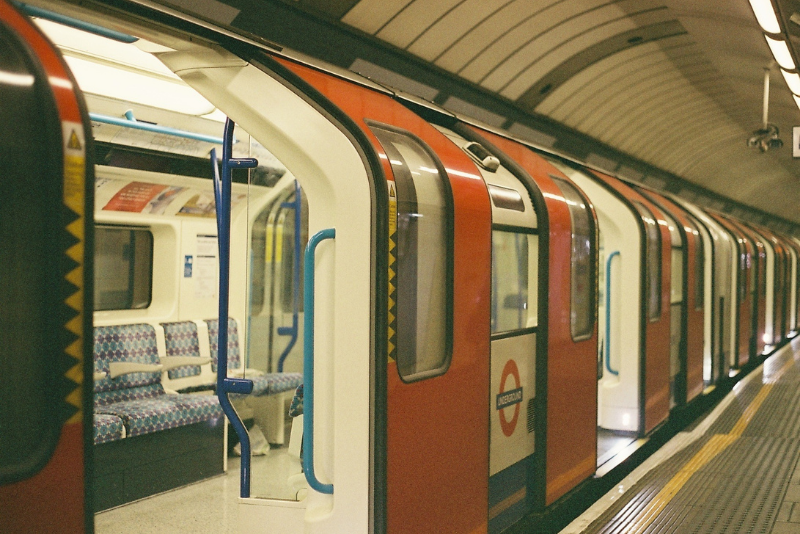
[622,355,795,533]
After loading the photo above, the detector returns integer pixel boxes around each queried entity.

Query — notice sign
[195,235,218,299]
[104,182,166,212]
[794,127,800,158]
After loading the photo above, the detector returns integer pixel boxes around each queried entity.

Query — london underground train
[1,1,799,533]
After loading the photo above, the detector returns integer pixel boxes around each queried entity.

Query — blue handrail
[211,118,258,498]
[90,111,225,145]
[13,1,138,43]
[277,181,302,372]
[605,251,620,376]
[303,228,336,495]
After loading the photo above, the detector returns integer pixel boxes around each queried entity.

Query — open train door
[0,2,93,532]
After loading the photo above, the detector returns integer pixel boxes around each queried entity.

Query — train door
[0,2,93,531]
[783,238,798,336]
[659,210,684,408]
[457,126,598,507]
[434,125,538,530]
[271,61,493,534]
[679,203,731,383]
[149,38,380,534]
[711,215,752,370]
[682,214,707,400]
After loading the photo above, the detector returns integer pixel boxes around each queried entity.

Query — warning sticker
[62,121,85,214]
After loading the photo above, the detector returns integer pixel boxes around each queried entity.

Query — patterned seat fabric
[96,395,222,438]
[288,384,304,417]
[94,414,125,445]
[205,317,240,373]
[93,324,162,404]
[162,321,203,379]
[94,324,222,438]
[207,318,303,398]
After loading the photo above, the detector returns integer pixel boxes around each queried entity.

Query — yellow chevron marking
[388,326,395,339]
[66,316,82,336]
[389,239,396,252]
[66,387,82,410]
[66,218,84,240]
[66,362,83,385]
[388,341,395,355]
[65,290,83,313]
[65,338,82,359]
[388,267,395,280]
[388,311,395,324]
[63,155,85,214]
[389,253,396,266]
[66,242,84,263]
[389,281,395,294]
[623,354,795,533]
[66,266,83,289]
[388,297,395,310]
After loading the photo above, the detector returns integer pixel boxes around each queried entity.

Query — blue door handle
[303,228,336,495]
[605,251,620,376]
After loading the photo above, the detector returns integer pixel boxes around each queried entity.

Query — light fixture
[749,0,782,34]
[781,68,800,94]
[63,55,216,116]
[765,35,796,70]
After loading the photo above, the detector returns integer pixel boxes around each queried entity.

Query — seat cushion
[206,318,241,372]
[93,324,161,394]
[162,321,203,379]
[94,414,125,445]
[266,373,303,395]
[97,395,221,438]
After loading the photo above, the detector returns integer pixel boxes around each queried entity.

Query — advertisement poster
[103,181,166,212]
[195,235,218,299]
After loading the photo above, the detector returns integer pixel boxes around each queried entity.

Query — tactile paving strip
[581,347,800,534]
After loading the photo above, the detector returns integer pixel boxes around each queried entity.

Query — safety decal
[497,359,523,437]
[61,121,86,424]
[388,180,397,363]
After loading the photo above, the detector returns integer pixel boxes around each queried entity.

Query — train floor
[94,447,299,533]
[562,335,800,534]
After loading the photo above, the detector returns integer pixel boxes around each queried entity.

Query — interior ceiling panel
[213,0,800,225]
[336,0,800,222]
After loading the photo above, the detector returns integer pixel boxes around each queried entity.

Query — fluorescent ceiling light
[64,55,216,115]
[749,0,782,34]
[766,35,796,70]
[35,18,177,79]
[781,68,800,94]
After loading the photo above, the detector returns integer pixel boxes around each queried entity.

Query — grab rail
[91,111,225,145]
[605,251,620,376]
[303,227,335,495]
[277,181,302,372]
[211,118,258,498]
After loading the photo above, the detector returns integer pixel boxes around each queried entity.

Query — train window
[633,202,662,320]
[686,216,705,310]
[369,124,453,381]
[492,231,535,334]
[551,177,595,340]
[94,226,153,310]
[663,213,683,305]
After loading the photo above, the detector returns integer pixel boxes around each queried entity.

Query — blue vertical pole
[211,118,258,498]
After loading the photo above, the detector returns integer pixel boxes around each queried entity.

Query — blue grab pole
[211,118,258,498]
[605,251,620,376]
[303,228,335,495]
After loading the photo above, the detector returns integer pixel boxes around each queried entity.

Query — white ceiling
[293,0,800,222]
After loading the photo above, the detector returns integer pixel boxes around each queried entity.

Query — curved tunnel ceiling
[336,0,800,222]
[154,0,800,226]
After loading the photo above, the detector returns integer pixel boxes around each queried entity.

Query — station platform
[562,336,800,534]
